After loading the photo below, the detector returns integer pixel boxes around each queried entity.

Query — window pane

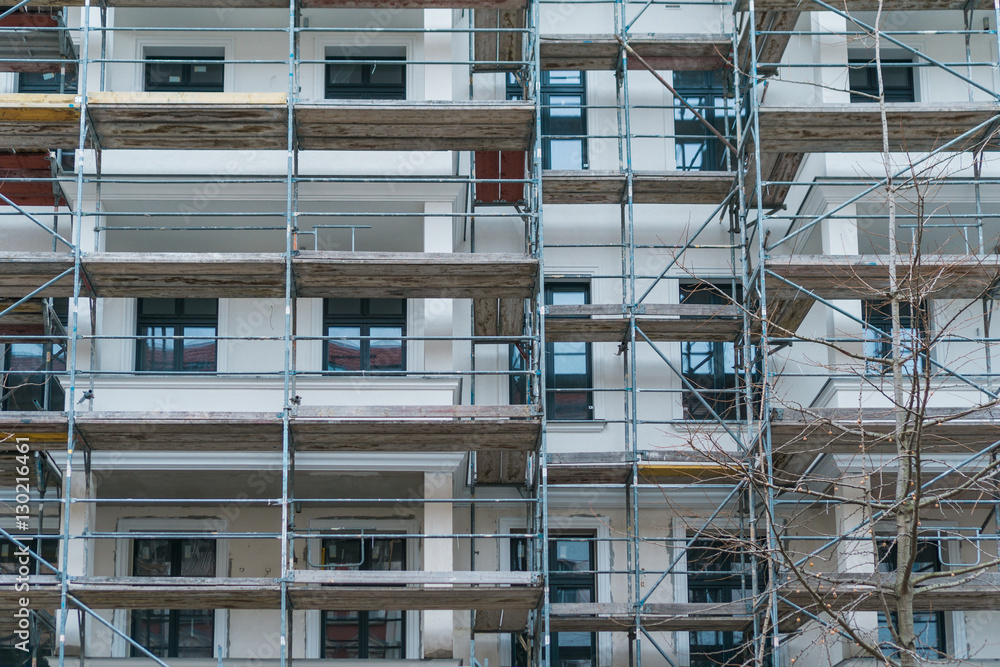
[367,299,405,316]
[328,298,363,315]
[175,610,215,657]
[179,539,216,576]
[548,71,581,85]
[183,299,217,316]
[327,326,362,370]
[139,298,176,315]
[181,326,217,372]
[369,63,404,86]
[368,326,402,371]
[131,610,171,657]
[367,611,404,659]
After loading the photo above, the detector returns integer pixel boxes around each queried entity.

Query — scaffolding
[0,0,999,664]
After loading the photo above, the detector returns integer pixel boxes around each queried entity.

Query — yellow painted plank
[0,94,79,121]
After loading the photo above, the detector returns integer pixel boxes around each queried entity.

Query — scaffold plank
[0,574,542,611]
[766,254,1000,300]
[771,407,1000,455]
[296,101,534,151]
[779,572,1000,614]
[0,252,538,299]
[540,34,731,71]
[0,406,542,452]
[293,251,538,299]
[758,104,1000,153]
[550,602,751,632]
[0,94,79,150]
[543,170,735,204]
[472,7,525,72]
[737,0,993,10]
[545,303,741,343]
[548,451,737,485]
[0,95,534,151]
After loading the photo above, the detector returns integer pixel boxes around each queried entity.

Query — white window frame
[498,515,611,666]
[112,517,229,658]
[304,517,421,659]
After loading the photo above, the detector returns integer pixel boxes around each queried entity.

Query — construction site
[0,0,999,664]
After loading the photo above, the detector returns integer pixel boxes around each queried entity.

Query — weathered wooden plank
[473,7,525,72]
[0,575,542,611]
[738,0,993,10]
[292,570,537,585]
[759,104,1000,153]
[293,251,538,299]
[543,170,735,205]
[474,607,531,632]
[779,572,1000,613]
[547,304,739,317]
[0,407,542,453]
[766,254,1000,300]
[296,101,533,152]
[545,317,741,343]
[474,296,500,338]
[551,602,751,632]
[540,34,731,71]
[0,252,538,300]
[772,407,1000,455]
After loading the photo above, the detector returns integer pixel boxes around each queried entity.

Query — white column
[821,205,863,374]
[422,471,454,658]
[834,475,879,660]
[61,466,94,653]
[423,203,454,374]
[423,9,453,101]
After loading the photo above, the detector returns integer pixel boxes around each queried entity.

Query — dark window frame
[680,283,744,421]
[672,70,734,172]
[877,539,947,659]
[687,539,753,667]
[849,58,915,103]
[511,282,593,420]
[2,299,67,411]
[144,54,224,93]
[511,533,597,667]
[18,70,78,94]
[323,298,406,372]
[862,299,928,375]
[325,56,406,100]
[135,298,218,373]
[130,538,216,658]
[320,535,407,659]
[507,71,588,170]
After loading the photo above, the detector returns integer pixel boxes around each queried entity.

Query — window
[135,298,217,372]
[877,540,946,659]
[511,283,592,419]
[320,535,405,659]
[680,283,742,421]
[130,538,215,658]
[673,70,734,172]
[325,56,405,100]
[324,298,405,372]
[849,58,915,103]
[687,540,751,667]
[18,71,77,94]
[2,299,66,411]
[512,534,596,667]
[863,300,927,375]
[507,71,587,170]
[144,50,224,92]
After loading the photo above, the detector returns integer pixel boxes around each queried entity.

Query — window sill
[547,421,607,433]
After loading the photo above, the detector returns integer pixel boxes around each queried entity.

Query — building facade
[1,0,1000,665]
